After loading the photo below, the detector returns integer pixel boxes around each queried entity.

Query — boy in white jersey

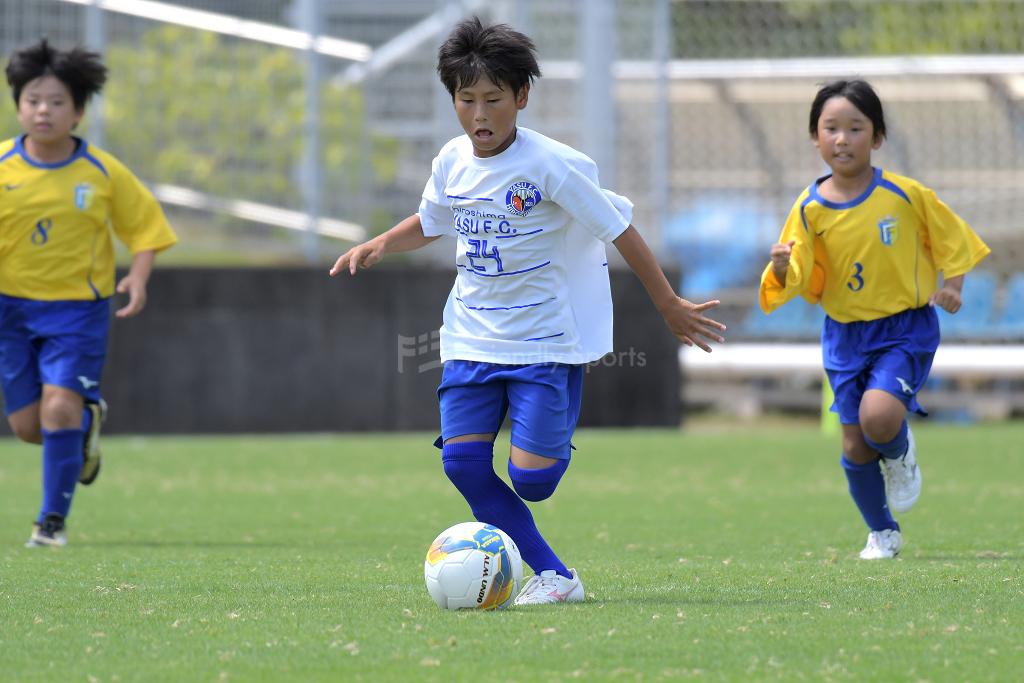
[331,16,725,605]
[2,40,177,547]
[760,80,989,560]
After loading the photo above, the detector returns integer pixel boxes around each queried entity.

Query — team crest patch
[877,215,898,245]
[74,183,94,210]
[505,181,542,216]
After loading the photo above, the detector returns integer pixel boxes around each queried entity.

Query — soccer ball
[423,522,523,610]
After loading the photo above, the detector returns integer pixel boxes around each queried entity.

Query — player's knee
[860,414,902,444]
[40,394,83,430]
[508,458,569,502]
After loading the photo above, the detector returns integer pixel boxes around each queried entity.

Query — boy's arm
[929,273,963,314]
[613,225,726,353]
[329,214,439,277]
[115,250,156,319]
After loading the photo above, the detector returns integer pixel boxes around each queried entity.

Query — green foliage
[0,94,19,140]
[103,26,397,211]
[834,0,1024,54]
[672,0,1024,58]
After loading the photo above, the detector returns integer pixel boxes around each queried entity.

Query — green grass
[1,423,1022,682]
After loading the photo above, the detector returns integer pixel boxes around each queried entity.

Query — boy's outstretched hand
[660,297,726,353]
[329,238,385,277]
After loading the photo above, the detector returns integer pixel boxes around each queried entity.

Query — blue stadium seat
[744,297,824,340]
[935,269,997,340]
[665,195,779,298]
[995,272,1024,338]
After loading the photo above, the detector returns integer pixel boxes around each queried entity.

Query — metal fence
[2,0,1022,339]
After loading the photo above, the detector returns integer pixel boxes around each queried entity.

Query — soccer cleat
[79,398,107,485]
[881,427,921,513]
[25,513,68,548]
[513,568,585,605]
[858,529,902,560]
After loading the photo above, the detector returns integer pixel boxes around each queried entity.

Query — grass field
[1,422,1022,682]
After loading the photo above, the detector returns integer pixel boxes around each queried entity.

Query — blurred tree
[0,95,18,140]
[102,25,397,214]
[671,0,1023,58]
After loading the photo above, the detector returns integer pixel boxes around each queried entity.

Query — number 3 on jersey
[467,238,503,274]
[846,261,865,292]
[31,218,53,245]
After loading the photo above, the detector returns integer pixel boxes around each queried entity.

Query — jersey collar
[14,134,88,169]
[810,167,882,210]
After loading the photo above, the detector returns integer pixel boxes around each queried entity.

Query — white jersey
[418,127,631,365]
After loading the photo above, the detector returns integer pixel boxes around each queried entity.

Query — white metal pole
[578,0,616,189]
[298,0,323,263]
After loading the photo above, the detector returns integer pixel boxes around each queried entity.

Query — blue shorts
[436,360,584,459]
[0,295,110,414]
[823,306,939,424]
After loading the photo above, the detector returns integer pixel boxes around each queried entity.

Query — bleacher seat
[665,196,779,299]
[995,272,1024,338]
[935,269,997,340]
[743,297,824,340]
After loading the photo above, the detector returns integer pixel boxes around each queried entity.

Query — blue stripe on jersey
[82,148,109,177]
[878,176,911,204]
[455,296,555,311]
[495,229,544,240]
[456,261,551,277]
[86,274,101,300]
[447,194,493,201]
[0,146,15,163]
[14,135,90,169]
[799,191,815,232]
[809,168,883,210]
[524,332,564,341]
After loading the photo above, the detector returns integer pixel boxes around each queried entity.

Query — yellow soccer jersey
[0,136,177,300]
[759,168,990,323]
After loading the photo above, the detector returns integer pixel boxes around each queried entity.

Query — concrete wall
[1,267,681,434]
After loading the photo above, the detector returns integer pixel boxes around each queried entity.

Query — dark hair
[5,38,107,109]
[808,79,886,140]
[436,16,541,98]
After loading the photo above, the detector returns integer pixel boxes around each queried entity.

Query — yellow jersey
[759,168,990,323]
[0,135,177,301]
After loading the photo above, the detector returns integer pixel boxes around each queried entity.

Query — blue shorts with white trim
[823,306,939,424]
[0,294,110,414]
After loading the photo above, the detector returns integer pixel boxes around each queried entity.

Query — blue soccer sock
[840,454,899,532]
[863,420,909,460]
[442,441,571,578]
[39,428,84,521]
[508,458,569,502]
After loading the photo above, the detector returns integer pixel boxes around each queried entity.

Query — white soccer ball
[423,522,523,610]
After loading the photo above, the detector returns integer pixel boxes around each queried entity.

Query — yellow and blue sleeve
[912,183,990,278]
[759,193,823,313]
[102,151,177,254]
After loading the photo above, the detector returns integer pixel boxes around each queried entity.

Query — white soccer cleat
[858,529,902,560]
[25,514,68,548]
[513,568,585,606]
[882,427,921,513]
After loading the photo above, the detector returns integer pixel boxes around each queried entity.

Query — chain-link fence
[2,0,1022,342]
